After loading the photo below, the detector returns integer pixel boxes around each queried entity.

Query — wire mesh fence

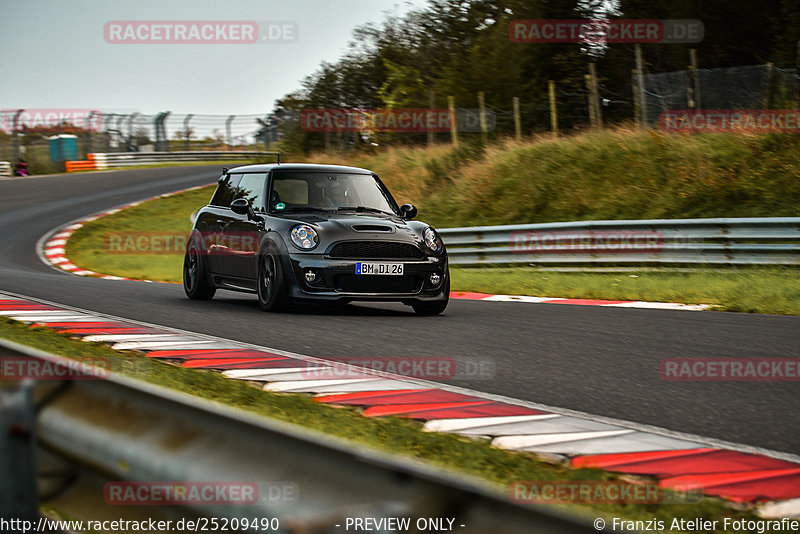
[642,64,798,125]
[1,63,797,174]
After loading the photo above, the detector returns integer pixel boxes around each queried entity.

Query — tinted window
[233,173,268,211]
[210,173,242,207]
[269,172,397,214]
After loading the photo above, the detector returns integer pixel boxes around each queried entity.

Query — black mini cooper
[183,163,449,314]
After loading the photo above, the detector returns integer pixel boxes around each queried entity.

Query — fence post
[589,62,603,128]
[632,70,641,127]
[585,74,597,128]
[12,109,23,163]
[478,91,488,144]
[428,89,435,146]
[225,115,235,150]
[548,80,558,136]
[128,112,139,151]
[85,111,96,157]
[687,49,700,109]
[448,96,458,146]
[513,97,521,141]
[183,114,194,151]
[635,44,647,126]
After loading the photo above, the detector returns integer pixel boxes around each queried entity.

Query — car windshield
[269,172,398,215]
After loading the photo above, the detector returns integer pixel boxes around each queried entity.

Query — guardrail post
[0,380,39,528]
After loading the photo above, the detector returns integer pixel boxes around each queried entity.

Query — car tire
[257,247,289,312]
[183,242,215,300]
[411,276,449,315]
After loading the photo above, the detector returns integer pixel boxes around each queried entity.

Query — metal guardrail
[440,217,800,266]
[0,339,607,533]
[0,161,11,176]
[91,150,279,169]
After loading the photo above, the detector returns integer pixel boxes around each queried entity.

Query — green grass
[66,186,215,282]
[0,316,768,530]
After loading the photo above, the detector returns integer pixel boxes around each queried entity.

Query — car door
[205,172,242,275]
[222,172,268,280]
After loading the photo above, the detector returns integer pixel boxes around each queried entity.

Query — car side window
[210,173,242,207]
[233,173,268,212]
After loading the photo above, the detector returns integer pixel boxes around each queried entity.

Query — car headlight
[290,224,319,250]
[423,227,444,254]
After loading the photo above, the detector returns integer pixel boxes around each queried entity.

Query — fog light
[305,270,317,283]
[429,273,441,285]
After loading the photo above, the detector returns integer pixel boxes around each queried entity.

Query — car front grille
[328,241,425,260]
[333,274,422,294]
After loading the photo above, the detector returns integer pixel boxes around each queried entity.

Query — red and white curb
[450,292,709,311]
[37,185,210,282]
[38,189,710,311]
[0,291,796,517]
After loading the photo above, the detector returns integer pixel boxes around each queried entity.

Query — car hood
[276,211,428,242]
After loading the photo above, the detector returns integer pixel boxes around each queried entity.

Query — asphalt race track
[1,167,798,454]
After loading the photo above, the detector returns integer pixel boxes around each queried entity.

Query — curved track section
[0,168,798,456]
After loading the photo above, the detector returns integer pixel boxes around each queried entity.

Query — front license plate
[356,262,404,275]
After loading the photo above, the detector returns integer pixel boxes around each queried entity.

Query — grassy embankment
[65,128,800,314]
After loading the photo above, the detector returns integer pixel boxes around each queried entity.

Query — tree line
[264,0,800,153]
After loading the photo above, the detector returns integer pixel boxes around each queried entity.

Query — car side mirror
[400,204,417,219]
[231,198,250,215]
[231,198,264,223]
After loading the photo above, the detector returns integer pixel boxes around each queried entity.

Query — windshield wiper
[276,207,334,214]
[336,206,395,216]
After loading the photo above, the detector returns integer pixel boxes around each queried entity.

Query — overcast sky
[1,0,425,116]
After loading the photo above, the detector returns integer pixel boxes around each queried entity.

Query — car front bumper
[283,253,449,303]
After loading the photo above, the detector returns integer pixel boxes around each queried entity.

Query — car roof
[227,162,374,175]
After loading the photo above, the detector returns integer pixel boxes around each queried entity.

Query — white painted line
[265,378,376,392]
[510,431,704,455]
[47,239,67,246]
[311,380,431,394]
[110,340,229,351]
[604,301,709,311]
[424,414,560,433]
[223,367,316,379]
[444,415,623,437]
[493,429,634,450]
[81,334,185,342]
[482,295,560,303]
[8,315,93,322]
[0,310,64,315]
